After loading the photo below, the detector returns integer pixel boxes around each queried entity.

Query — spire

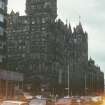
[75,19,84,34]
[68,23,72,33]
[78,16,83,32]
[89,57,95,65]
[10,10,15,15]
[66,19,68,27]
[79,15,81,24]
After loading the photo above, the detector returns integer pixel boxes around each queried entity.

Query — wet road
[100,100,105,105]
[69,100,104,105]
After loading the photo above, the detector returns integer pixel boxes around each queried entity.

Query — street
[54,96,104,105]
[69,100,104,105]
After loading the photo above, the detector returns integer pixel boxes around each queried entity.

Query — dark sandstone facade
[0,0,7,68]
[6,0,104,95]
[0,0,24,99]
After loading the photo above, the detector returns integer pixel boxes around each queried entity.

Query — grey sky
[8,0,105,73]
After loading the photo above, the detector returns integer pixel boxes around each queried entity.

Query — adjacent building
[6,0,104,96]
[0,0,24,99]
[0,69,23,99]
[0,0,7,68]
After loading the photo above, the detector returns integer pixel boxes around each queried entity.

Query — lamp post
[65,64,70,97]
[67,64,70,97]
[85,73,88,96]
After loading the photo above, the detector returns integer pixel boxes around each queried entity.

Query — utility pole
[68,64,70,97]
[5,80,8,99]
[85,73,87,96]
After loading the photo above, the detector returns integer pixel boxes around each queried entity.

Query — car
[23,92,33,100]
[1,100,29,105]
[55,98,71,105]
[29,99,46,105]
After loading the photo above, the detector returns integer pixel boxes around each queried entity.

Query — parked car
[23,92,33,100]
[1,100,29,105]
[29,99,46,105]
[55,98,71,105]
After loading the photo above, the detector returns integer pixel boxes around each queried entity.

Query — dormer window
[74,39,77,43]
[32,21,35,24]
[42,18,45,23]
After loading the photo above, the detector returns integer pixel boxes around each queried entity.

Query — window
[42,18,46,23]
[31,5,35,9]
[0,27,4,34]
[18,46,22,49]
[0,1,4,10]
[22,54,25,58]
[0,55,3,63]
[37,18,40,24]
[0,14,4,22]
[74,38,77,43]
[32,20,35,24]
[24,20,28,24]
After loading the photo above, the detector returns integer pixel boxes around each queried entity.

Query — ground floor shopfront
[0,70,23,99]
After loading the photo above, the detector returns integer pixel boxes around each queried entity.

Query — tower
[24,0,58,90]
[26,0,57,21]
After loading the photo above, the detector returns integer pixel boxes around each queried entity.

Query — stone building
[0,0,7,68]
[6,0,104,96]
[0,70,23,99]
[0,0,24,99]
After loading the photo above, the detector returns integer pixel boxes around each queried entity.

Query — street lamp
[84,73,88,96]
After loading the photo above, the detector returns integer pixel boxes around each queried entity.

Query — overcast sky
[8,0,105,73]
